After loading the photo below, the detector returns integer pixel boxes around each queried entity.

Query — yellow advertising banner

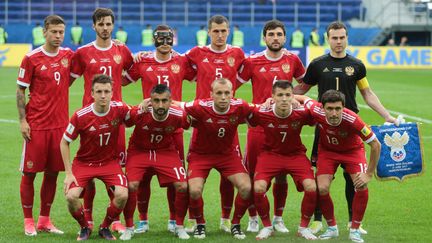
[308,46,432,69]
[0,44,32,67]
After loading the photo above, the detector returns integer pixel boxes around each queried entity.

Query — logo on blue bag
[383,131,409,162]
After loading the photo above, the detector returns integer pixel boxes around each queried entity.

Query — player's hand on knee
[353,172,371,189]
[64,173,78,194]
[20,120,31,141]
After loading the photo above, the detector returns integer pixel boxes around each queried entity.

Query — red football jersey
[17,47,74,130]
[237,49,306,104]
[186,45,245,99]
[248,104,315,155]
[184,98,252,154]
[63,101,131,164]
[127,106,190,151]
[125,53,195,100]
[305,100,376,153]
[70,41,133,105]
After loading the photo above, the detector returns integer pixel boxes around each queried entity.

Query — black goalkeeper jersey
[303,53,366,113]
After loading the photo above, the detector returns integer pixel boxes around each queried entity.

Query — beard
[267,43,283,52]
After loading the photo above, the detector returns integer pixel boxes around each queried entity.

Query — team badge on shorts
[165,126,175,133]
[113,55,122,64]
[61,58,69,68]
[227,57,235,67]
[111,118,120,127]
[171,64,180,74]
[27,161,33,169]
[229,115,238,124]
[282,63,291,73]
[345,66,355,76]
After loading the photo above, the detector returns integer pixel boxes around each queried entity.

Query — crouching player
[302,90,381,243]
[60,75,131,240]
[248,81,318,240]
[121,84,190,240]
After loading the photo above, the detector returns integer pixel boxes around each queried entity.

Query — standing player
[60,75,130,241]
[185,15,246,232]
[294,21,398,234]
[120,84,190,240]
[183,78,252,239]
[123,24,195,233]
[70,8,133,232]
[237,19,306,233]
[247,81,317,240]
[301,90,381,243]
[16,15,73,236]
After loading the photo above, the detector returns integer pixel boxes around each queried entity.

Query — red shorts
[187,151,248,179]
[255,151,315,192]
[20,128,65,173]
[244,128,265,176]
[69,160,128,189]
[317,148,367,175]
[126,149,186,186]
[117,125,126,166]
[173,129,185,162]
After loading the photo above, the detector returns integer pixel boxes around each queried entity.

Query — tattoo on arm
[16,88,26,121]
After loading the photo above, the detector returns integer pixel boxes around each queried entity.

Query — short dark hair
[321,90,345,107]
[272,80,293,93]
[92,74,112,88]
[151,84,171,96]
[92,8,115,24]
[262,19,286,37]
[153,24,172,34]
[208,15,229,29]
[44,15,65,30]
[326,21,347,37]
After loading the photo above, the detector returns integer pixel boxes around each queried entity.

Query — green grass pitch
[0,67,430,242]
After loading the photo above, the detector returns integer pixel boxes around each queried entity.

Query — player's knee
[318,185,329,195]
[238,182,251,198]
[303,180,316,192]
[114,187,129,203]
[189,187,202,199]
[128,181,139,192]
[175,182,188,193]
[254,181,267,194]
[66,191,79,204]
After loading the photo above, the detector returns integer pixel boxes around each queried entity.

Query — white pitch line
[357,104,432,124]
[0,119,18,124]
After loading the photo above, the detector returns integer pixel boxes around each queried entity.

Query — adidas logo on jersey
[40,65,47,71]
[206,118,213,123]
[323,67,330,72]
[146,67,153,72]
[90,58,97,64]
[259,67,267,72]
[268,123,275,128]
[89,126,96,131]
[202,58,209,63]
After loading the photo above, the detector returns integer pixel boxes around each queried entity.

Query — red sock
[254,192,271,227]
[167,184,176,220]
[175,191,189,226]
[40,173,58,216]
[189,197,205,224]
[319,193,337,226]
[71,206,89,228]
[300,191,317,227]
[248,182,257,217]
[100,201,123,228]
[83,181,96,222]
[20,173,36,218]
[123,191,137,228]
[351,189,368,229]
[137,179,151,221]
[105,186,121,222]
[231,194,250,225]
[273,182,288,217]
[220,176,234,219]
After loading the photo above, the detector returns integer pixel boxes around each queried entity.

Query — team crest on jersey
[345,66,355,76]
[338,130,348,138]
[229,115,238,124]
[113,55,122,64]
[227,57,235,67]
[111,119,120,127]
[384,131,409,162]
[61,58,69,68]
[291,121,301,130]
[171,64,180,74]
[165,126,175,133]
[27,161,33,169]
[282,63,291,73]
